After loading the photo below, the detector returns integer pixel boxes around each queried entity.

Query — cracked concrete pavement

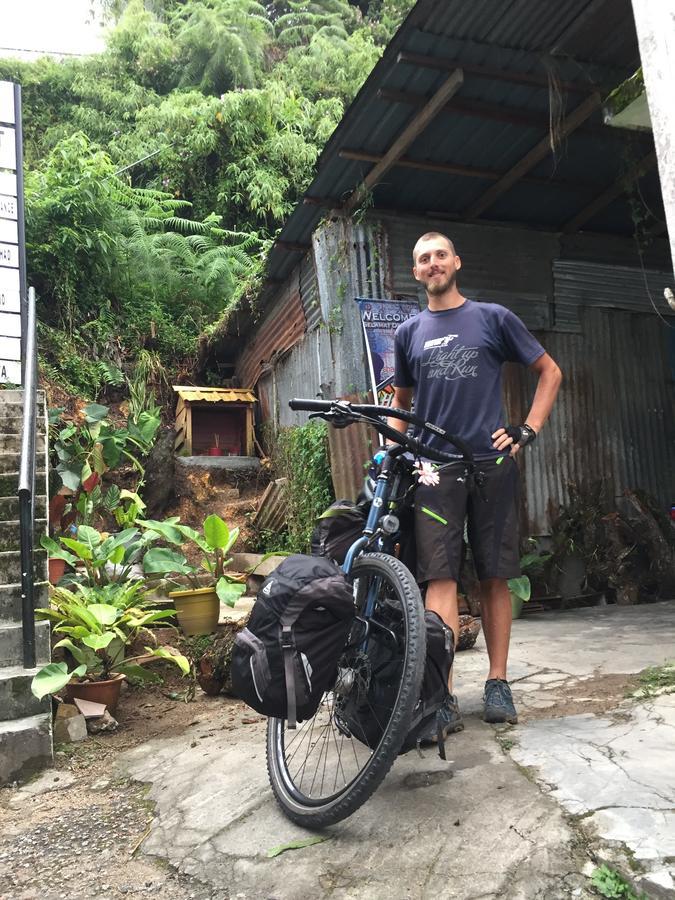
[120,601,675,899]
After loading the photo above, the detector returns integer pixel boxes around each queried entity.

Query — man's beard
[424,270,457,296]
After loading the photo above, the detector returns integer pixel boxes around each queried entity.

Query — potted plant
[208,434,224,457]
[508,549,552,619]
[141,514,246,636]
[31,581,189,713]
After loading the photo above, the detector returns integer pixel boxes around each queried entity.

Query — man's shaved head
[412,232,456,264]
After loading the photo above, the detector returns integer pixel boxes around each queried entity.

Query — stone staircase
[0,389,52,784]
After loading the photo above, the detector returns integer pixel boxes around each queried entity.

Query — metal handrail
[18,286,38,669]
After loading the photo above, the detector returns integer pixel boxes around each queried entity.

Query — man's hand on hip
[491,424,537,455]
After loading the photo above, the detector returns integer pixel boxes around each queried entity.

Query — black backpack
[338,609,454,759]
[310,499,369,565]
[230,555,355,727]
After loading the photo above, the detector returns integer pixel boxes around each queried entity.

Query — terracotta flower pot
[48,557,67,585]
[65,673,125,714]
[169,586,220,636]
[197,656,225,696]
[207,447,224,456]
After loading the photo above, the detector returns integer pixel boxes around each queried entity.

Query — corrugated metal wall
[553,260,674,330]
[382,213,557,331]
[300,252,322,332]
[235,268,307,389]
[506,308,675,533]
[250,220,396,433]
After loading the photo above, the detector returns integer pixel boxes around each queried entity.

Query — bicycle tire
[266,552,425,828]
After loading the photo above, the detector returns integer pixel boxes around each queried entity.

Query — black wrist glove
[504,424,537,447]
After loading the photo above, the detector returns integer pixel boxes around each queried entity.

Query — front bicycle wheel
[266,552,425,828]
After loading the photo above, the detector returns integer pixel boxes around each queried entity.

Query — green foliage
[140,514,247,604]
[259,420,334,553]
[590,865,647,899]
[2,0,414,388]
[41,524,158,587]
[49,402,160,527]
[26,132,263,394]
[31,582,189,694]
[631,661,675,699]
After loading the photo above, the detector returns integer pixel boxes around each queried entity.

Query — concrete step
[0,549,48,584]
[0,581,49,620]
[0,713,52,785]
[0,390,45,405]
[0,414,47,436]
[0,433,46,454]
[0,665,50,720]
[0,620,50,668]
[0,452,46,474]
[0,471,47,496]
[0,519,48,553]
[0,495,47,521]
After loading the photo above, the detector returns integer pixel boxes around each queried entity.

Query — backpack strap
[436,721,447,761]
[280,624,298,729]
[278,575,348,729]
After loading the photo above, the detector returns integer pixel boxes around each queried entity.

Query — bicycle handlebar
[289,398,474,465]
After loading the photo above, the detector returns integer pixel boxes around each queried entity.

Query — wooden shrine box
[173,386,257,457]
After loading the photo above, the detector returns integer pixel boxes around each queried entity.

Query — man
[388,232,562,734]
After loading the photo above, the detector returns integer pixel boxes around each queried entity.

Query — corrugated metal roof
[173,386,257,403]
[251,0,662,314]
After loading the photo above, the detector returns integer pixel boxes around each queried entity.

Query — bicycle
[266,398,478,828]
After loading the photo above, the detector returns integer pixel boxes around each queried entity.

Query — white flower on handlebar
[413,460,440,486]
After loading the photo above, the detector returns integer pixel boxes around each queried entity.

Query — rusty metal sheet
[327,393,379,502]
[252,478,288,533]
[503,307,675,535]
[236,280,307,389]
[172,387,257,403]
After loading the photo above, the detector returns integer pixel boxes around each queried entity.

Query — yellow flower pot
[169,586,220,636]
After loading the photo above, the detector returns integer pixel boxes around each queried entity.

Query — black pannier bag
[311,500,368,565]
[338,609,454,759]
[231,555,355,727]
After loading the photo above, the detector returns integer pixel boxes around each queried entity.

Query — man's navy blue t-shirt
[393,299,544,458]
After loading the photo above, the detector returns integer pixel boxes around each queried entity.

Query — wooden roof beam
[339,149,592,190]
[396,51,596,94]
[464,92,602,219]
[376,88,642,142]
[344,68,464,214]
[562,151,657,233]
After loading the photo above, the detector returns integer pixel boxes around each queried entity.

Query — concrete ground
[117,601,675,900]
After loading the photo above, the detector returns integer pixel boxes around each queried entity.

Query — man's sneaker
[420,694,464,745]
[483,678,518,724]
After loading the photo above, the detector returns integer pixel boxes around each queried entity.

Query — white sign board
[0,219,17,244]
[0,360,20,383]
[0,172,16,196]
[0,312,20,337]
[0,82,15,125]
[0,268,20,314]
[0,83,20,386]
[0,335,20,360]
[0,242,18,268]
[0,195,17,220]
[0,126,16,171]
